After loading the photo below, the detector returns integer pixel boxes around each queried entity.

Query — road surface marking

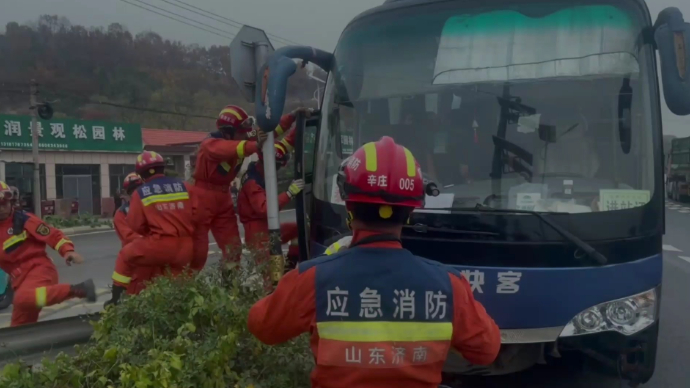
[679,256,690,264]
[663,244,682,252]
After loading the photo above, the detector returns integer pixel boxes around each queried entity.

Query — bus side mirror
[654,7,690,116]
[254,46,334,132]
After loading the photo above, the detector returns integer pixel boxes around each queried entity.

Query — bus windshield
[315,1,657,215]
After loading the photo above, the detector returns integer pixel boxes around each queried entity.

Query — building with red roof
[142,128,208,181]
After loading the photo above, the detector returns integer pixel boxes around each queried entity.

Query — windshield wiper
[437,204,607,265]
[403,223,500,237]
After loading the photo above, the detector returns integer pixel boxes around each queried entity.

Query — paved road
[0,210,298,327]
[4,206,690,386]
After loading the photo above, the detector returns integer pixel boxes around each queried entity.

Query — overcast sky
[1,0,690,135]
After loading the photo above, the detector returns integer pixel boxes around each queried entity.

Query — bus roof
[348,0,652,30]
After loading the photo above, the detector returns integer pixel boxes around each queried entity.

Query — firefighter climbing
[191,105,311,270]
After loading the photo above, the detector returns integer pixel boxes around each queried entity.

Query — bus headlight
[560,287,658,337]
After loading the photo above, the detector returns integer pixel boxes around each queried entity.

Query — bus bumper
[443,286,660,384]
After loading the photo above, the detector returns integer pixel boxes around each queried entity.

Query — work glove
[291,107,313,118]
[287,179,305,198]
[324,235,352,256]
[256,129,268,147]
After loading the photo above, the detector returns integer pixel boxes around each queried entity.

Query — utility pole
[253,41,285,283]
[30,79,42,218]
[229,26,283,282]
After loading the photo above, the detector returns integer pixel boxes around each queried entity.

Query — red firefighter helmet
[258,143,291,168]
[0,181,13,203]
[337,136,424,209]
[216,105,255,133]
[135,151,166,175]
[123,172,144,192]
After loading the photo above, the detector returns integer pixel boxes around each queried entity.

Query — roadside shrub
[0,253,313,388]
[44,214,112,229]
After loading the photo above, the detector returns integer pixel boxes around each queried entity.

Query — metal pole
[254,42,283,282]
[30,80,42,218]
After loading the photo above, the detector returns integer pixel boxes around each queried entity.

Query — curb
[62,224,114,235]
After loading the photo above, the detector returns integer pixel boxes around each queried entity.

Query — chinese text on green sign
[1,115,143,152]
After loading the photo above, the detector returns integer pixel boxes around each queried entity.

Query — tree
[0,15,320,130]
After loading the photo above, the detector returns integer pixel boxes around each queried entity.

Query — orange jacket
[0,210,74,282]
[114,202,141,247]
[248,230,501,388]
[193,113,297,187]
[237,124,298,245]
[237,172,291,246]
[128,175,196,238]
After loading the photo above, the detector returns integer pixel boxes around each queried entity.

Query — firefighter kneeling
[113,173,165,296]
[106,151,196,307]
[247,137,500,388]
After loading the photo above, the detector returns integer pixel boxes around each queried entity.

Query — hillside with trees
[0,15,323,130]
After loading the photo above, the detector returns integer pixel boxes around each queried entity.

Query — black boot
[70,279,96,302]
[104,285,126,308]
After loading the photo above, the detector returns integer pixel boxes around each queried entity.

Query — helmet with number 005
[123,172,144,192]
[337,136,424,208]
[135,151,166,175]
[0,181,13,203]
[258,143,291,168]
[216,105,255,133]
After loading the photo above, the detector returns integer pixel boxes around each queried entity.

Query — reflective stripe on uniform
[3,231,27,251]
[112,271,131,284]
[35,286,47,308]
[220,162,232,172]
[236,140,247,159]
[317,321,453,342]
[324,242,341,255]
[274,124,286,136]
[403,146,416,177]
[55,238,72,251]
[220,108,243,120]
[141,192,190,206]
[363,142,377,172]
[275,143,287,155]
[279,138,294,152]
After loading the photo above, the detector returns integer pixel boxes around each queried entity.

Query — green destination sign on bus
[0,114,143,152]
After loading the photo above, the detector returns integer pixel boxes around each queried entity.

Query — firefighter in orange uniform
[113,172,163,295]
[237,110,305,256]
[248,137,500,388]
[191,105,306,270]
[106,152,196,306]
[114,173,143,246]
[0,181,96,326]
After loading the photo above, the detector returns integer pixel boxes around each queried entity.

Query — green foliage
[44,214,112,229]
[0,258,313,388]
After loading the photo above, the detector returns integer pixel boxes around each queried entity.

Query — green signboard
[0,115,143,152]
